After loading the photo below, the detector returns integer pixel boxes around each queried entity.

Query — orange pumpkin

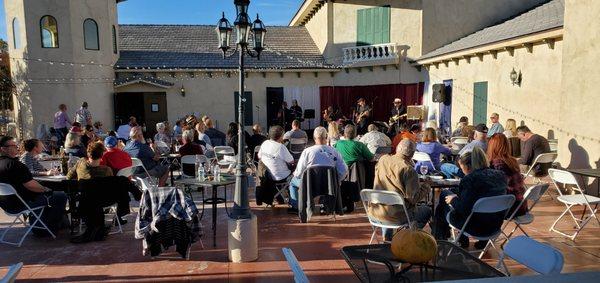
[391,228,438,264]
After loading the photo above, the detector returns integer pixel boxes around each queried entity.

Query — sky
[0,0,304,40]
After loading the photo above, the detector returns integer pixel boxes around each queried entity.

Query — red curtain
[320,83,424,122]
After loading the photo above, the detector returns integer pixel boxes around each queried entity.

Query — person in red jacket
[100,136,133,175]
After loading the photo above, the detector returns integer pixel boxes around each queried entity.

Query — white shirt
[293,145,348,180]
[258,140,294,181]
[359,131,392,154]
[117,124,131,140]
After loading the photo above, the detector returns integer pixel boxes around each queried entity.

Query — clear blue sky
[0,0,303,41]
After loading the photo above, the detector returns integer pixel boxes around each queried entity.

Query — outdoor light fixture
[510,68,522,86]
[215,0,265,263]
[180,85,186,97]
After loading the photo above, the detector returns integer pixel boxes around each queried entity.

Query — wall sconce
[510,68,522,86]
[180,85,186,97]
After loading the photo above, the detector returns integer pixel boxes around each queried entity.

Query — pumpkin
[391,228,438,264]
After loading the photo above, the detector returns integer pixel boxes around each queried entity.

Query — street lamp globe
[216,12,233,53]
[234,0,250,16]
[234,12,251,45]
[251,14,266,56]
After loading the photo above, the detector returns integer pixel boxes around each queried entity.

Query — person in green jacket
[334,124,374,166]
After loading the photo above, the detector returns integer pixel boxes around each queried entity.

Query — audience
[204,118,227,146]
[432,147,507,249]
[258,125,294,182]
[392,124,421,153]
[283,120,308,142]
[247,124,267,153]
[53,104,71,141]
[370,139,432,240]
[195,121,213,149]
[100,136,133,175]
[461,125,476,141]
[67,142,113,180]
[487,133,527,217]
[20,139,59,176]
[179,130,204,156]
[93,121,105,136]
[503,118,517,138]
[117,116,137,141]
[488,113,505,136]
[288,127,347,210]
[359,124,392,155]
[75,102,92,127]
[154,122,172,145]
[173,119,183,137]
[64,132,86,158]
[451,116,469,137]
[80,125,98,149]
[0,136,68,235]
[416,128,452,172]
[517,125,551,176]
[123,127,169,186]
[334,124,374,166]
[440,124,488,179]
[327,121,341,146]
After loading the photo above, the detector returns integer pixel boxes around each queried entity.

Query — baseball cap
[69,126,82,134]
[474,123,488,134]
[104,136,118,148]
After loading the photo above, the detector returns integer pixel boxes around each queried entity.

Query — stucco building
[3,0,599,167]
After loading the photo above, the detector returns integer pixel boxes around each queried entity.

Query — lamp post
[215,0,266,263]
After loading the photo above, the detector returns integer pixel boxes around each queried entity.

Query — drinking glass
[420,165,429,176]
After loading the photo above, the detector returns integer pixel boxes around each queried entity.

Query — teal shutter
[357,6,390,45]
[381,6,390,44]
[234,91,253,126]
[364,8,373,45]
[357,9,366,45]
[473,82,488,125]
[373,7,382,44]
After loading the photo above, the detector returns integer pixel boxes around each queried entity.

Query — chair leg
[550,205,582,240]
[369,228,377,244]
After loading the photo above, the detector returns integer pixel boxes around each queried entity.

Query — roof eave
[289,0,319,26]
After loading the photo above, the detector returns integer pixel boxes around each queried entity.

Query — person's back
[0,155,37,212]
[283,129,308,140]
[205,127,226,145]
[117,124,132,140]
[258,139,294,181]
[123,140,157,170]
[416,142,450,170]
[522,134,551,175]
[67,158,113,180]
[294,144,347,179]
[334,139,373,166]
[179,142,203,156]
[359,130,391,154]
[101,148,132,174]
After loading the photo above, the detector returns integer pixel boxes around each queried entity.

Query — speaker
[432,84,446,103]
[304,109,315,119]
[407,106,426,120]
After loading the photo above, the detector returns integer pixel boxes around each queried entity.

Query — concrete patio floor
[1,184,600,282]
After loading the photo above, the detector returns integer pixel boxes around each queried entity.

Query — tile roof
[418,0,564,61]
[113,76,175,88]
[116,25,333,70]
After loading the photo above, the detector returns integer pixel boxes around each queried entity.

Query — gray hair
[269,125,284,141]
[344,124,356,139]
[367,124,378,132]
[313,126,328,140]
[182,130,195,142]
[396,138,416,158]
[156,122,165,132]
[459,146,489,171]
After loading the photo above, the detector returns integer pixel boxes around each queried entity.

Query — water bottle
[213,165,220,182]
[197,163,205,181]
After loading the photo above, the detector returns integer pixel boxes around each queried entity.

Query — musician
[354,98,372,135]
[388,98,407,135]
[277,101,293,131]
[290,99,303,121]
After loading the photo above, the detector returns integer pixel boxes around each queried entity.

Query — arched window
[84,19,99,50]
[12,18,21,49]
[112,25,118,54]
[40,15,59,48]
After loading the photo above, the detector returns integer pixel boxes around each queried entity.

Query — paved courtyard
[1,183,600,282]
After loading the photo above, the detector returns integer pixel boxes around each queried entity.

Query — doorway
[266,87,284,129]
[473,82,488,126]
[114,92,168,138]
[439,80,453,135]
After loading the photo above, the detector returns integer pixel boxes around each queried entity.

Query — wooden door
[473,82,488,126]
[143,92,168,138]
[266,87,284,129]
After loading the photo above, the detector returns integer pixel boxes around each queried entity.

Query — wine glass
[420,165,429,177]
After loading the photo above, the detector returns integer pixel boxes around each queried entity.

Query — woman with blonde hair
[327,121,340,146]
[503,119,517,138]
[64,132,86,157]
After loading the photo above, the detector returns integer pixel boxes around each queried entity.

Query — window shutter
[357,9,365,45]
[381,6,390,44]
[373,7,382,44]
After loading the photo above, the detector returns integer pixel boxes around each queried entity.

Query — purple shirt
[415,142,452,171]
[54,111,71,129]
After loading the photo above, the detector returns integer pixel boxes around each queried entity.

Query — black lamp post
[216,0,266,220]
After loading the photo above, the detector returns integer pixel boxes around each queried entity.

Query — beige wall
[421,0,549,54]
[425,40,563,142]
[334,63,423,86]
[558,0,600,168]
[4,0,118,138]
[304,1,329,55]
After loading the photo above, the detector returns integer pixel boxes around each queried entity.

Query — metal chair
[522,152,558,185]
[360,189,413,244]
[450,137,469,151]
[498,236,563,276]
[282,248,309,283]
[116,166,136,178]
[374,146,392,155]
[447,194,515,258]
[0,183,56,247]
[289,138,307,157]
[412,151,435,170]
[0,262,23,283]
[214,146,236,167]
[180,155,209,178]
[549,169,600,240]
[502,184,549,243]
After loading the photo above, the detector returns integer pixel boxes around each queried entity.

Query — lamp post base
[228,213,258,262]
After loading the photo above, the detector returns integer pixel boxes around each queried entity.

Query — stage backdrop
[320,83,425,122]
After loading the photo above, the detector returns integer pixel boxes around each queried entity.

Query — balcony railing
[342,43,400,65]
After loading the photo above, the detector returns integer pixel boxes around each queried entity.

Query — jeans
[440,163,465,179]
[382,205,432,241]
[288,177,301,209]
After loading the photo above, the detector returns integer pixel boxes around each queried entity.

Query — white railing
[342,43,400,65]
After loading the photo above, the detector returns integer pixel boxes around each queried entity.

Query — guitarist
[354,98,372,135]
[389,98,407,135]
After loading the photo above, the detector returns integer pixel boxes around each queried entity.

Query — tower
[3,0,122,137]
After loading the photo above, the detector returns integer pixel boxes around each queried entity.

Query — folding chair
[214,146,236,168]
[549,169,600,240]
[374,146,392,155]
[289,138,307,158]
[498,236,563,276]
[0,183,56,247]
[282,248,309,283]
[180,155,208,178]
[0,262,23,283]
[412,151,435,171]
[360,189,413,244]
[502,184,549,243]
[131,157,152,179]
[447,194,515,258]
[450,137,468,151]
[522,152,558,185]
[116,166,136,178]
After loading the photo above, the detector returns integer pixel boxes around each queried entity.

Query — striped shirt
[19,152,47,176]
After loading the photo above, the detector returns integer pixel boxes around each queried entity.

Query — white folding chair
[412,151,435,170]
[447,194,515,258]
[522,153,558,185]
[0,262,23,283]
[180,155,209,178]
[548,139,558,153]
[548,169,600,240]
[289,138,307,156]
[116,166,136,178]
[0,183,56,247]
[282,248,309,283]
[502,184,549,243]
[131,157,152,179]
[214,146,236,167]
[450,137,468,151]
[361,189,413,244]
[498,236,563,276]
